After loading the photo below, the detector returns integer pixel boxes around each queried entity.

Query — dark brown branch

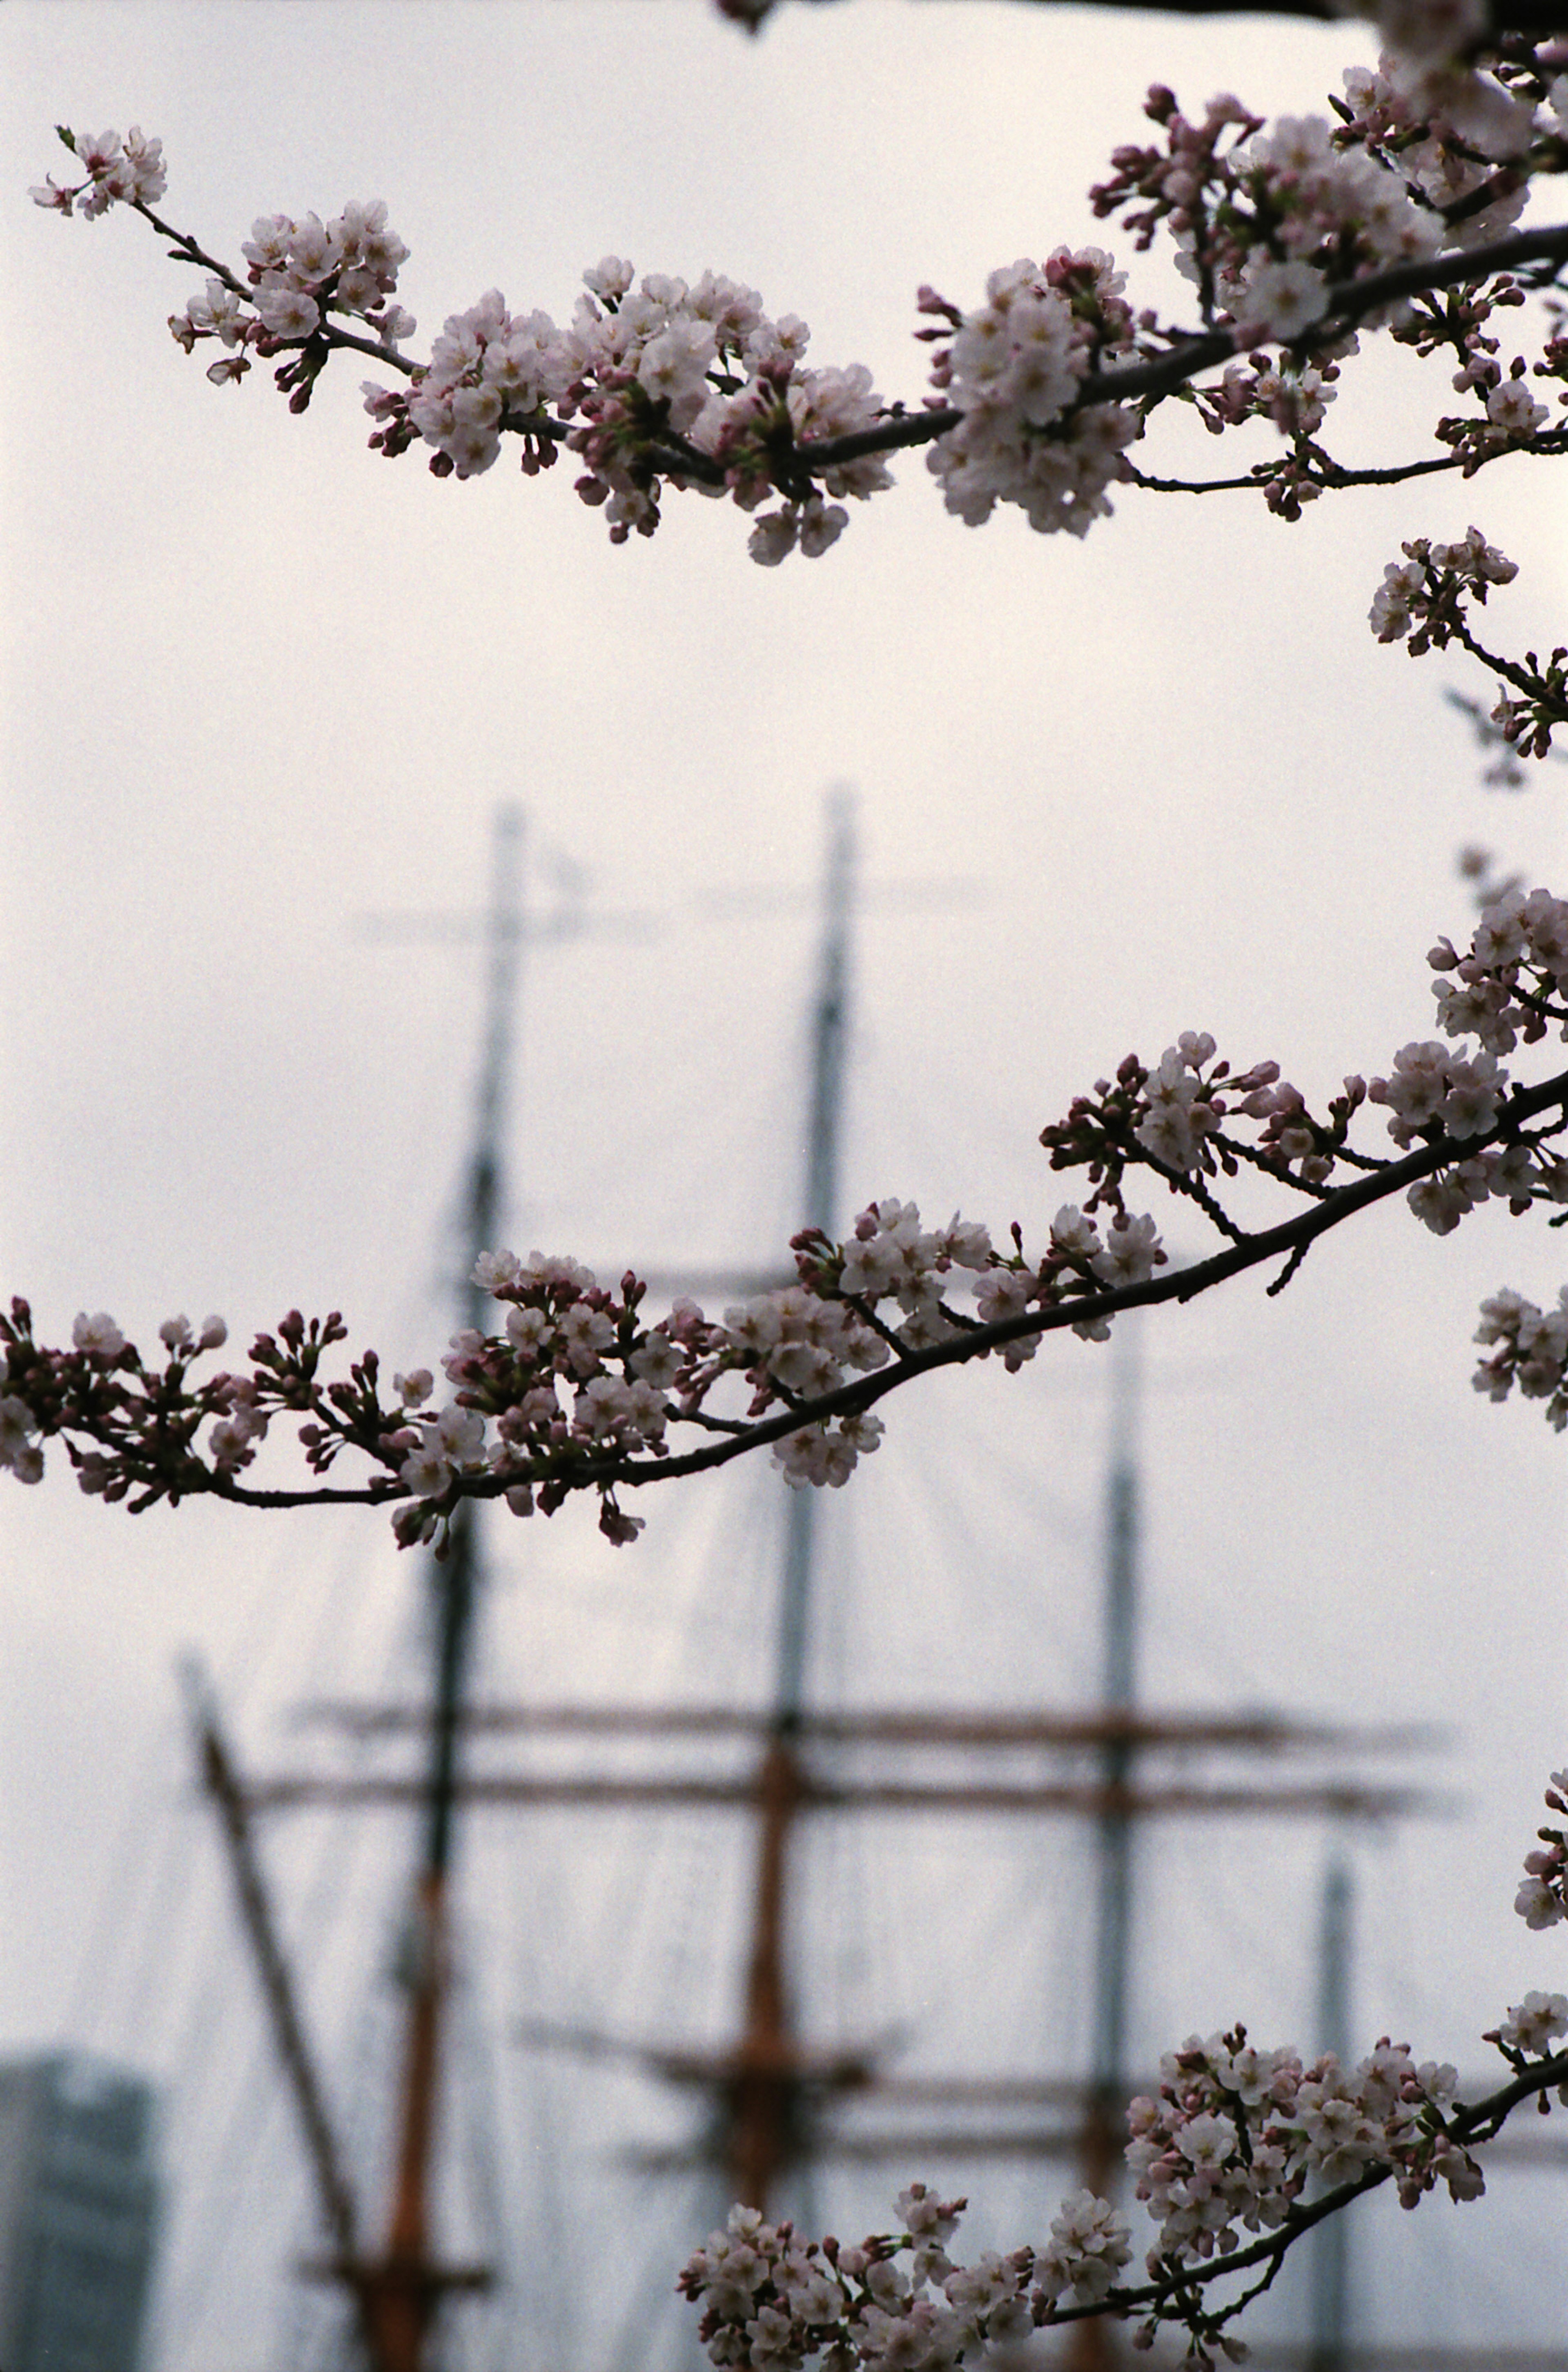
[760,0,1568,27]
[1129,436,1568,496]
[129,198,249,298]
[1076,225,1568,408]
[1453,619,1568,718]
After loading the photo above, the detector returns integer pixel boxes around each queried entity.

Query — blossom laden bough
[672,1776,1568,2367]
[29,29,1568,613]
[672,2041,1523,2369]
[7,888,1568,1545]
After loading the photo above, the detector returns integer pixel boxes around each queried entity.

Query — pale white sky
[2,5,1566,2368]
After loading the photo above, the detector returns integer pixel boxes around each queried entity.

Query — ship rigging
[175,797,1494,2372]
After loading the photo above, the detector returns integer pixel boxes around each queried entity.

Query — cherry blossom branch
[30,67,1568,581]
[679,2003,1568,2364]
[372,212,1568,480]
[1053,2050,1568,2330]
[675,1772,1566,2363]
[494,1059,1568,1489]
[722,0,1568,29]
[9,882,1568,1549]
[9,1060,1567,1526]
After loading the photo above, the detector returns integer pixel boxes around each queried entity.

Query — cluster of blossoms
[0,1308,178,1485]
[1427,880,1568,1054]
[1385,881,1568,1234]
[1370,525,1519,647]
[1511,1768,1568,1928]
[1198,105,1445,339]
[1490,1988,1568,2049]
[918,251,1142,535]
[0,1299,321,1505]
[1127,2028,1480,2255]
[678,2183,1135,2372]
[1366,530,1567,798]
[815,1195,1160,1350]
[1337,44,1551,251]
[361,262,893,560]
[1092,59,1564,331]
[172,199,414,398]
[1369,1035,1510,1174]
[29,125,165,216]
[1486,1990,1568,2103]
[1040,1034,1368,1216]
[1474,1282,1568,1422]
[31,32,1568,576]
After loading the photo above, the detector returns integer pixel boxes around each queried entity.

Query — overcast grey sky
[2,5,1566,2368]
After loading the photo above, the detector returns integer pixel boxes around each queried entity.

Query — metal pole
[775,789,855,1727]
[1308,1852,1354,2372]
[1090,1320,1140,2101]
[425,803,524,1884]
[1073,1322,1140,2372]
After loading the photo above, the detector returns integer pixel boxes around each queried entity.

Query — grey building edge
[0,2051,162,2372]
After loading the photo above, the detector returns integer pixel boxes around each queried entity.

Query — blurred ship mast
[354,803,528,2370]
[190,807,525,2372]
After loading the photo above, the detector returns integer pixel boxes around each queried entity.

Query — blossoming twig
[8,889,1568,1545]
[30,61,1568,591]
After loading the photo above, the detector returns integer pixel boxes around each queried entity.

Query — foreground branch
[31,67,1568,576]
[723,0,1568,29]
[679,2004,1568,2366]
[8,886,1568,1547]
